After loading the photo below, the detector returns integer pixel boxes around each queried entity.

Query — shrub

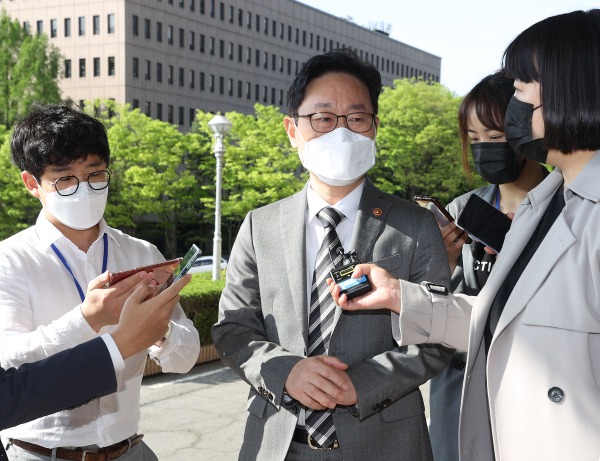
[179,271,225,345]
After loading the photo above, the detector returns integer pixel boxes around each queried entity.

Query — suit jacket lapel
[349,178,389,263]
[280,184,311,347]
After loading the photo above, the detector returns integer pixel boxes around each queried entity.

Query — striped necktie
[305,206,344,448]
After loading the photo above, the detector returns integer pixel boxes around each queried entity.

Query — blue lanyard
[51,233,109,303]
[495,186,501,210]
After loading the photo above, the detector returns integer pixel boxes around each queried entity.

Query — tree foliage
[0,11,61,128]
[374,79,482,205]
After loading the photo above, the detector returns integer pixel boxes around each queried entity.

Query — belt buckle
[307,434,339,451]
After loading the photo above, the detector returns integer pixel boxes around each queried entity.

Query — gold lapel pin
[373,208,382,216]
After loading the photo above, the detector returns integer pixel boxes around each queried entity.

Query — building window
[228,78,233,96]
[179,0,184,8]
[200,34,205,52]
[219,76,224,95]
[189,108,195,127]
[209,74,214,92]
[209,36,215,55]
[179,67,184,87]
[23,22,30,35]
[157,103,163,121]
[247,46,251,64]
[145,101,151,117]
[79,58,86,77]
[108,56,115,76]
[238,44,243,63]
[247,11,251,29]
[279,89,284,106]
[50,19,57,38]
[168,65,173,84]
[179,28,184,47]
[132,99,139,109]
[228,5,234,23]
[64,18,71,37]
[93,15,100,35]
[219,2,224,20]
[219,39,224,58]
[238,8,243,26]
[132,57,139,78]
[263,51,268,69]
[145,60,151,80]
[246,82,251,100]
[272,20,276,37]
[36,20,43,36]
[272,54,276,71]
[156,62,162,82]
[228,42,233,60]
[156,22,162,42]
[178,106,184,125]
[108,14,115,34]
[190,31,195,50]
[288,25,291,42]
[255,49,260,67]
[254,84,259,101]
[190,69,195,88]
[145,19,151,39]
[78,16,85,36]
[210,0,215,18]
[237,80,242,98]
[302,30,306,47]
[271,87,276,105]
[255,14,260,32]
[263,85,268,103]
[190,0,195,11]
[200,0,205,14]
[132,15,138,36]
[168,105,173,123]
[264,17,268,35]
[93,57,100,76]
[64,59,72,78]
[200,72,205,90]
[167,25,173,45]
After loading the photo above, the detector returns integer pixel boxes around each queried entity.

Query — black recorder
[330,249,372,300]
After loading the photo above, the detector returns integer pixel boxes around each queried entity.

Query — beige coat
[397,151,600,460]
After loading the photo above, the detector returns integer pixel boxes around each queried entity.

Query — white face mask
[40,182,108,230]
[296,127,376,186]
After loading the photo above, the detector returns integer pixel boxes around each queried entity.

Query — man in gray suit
[212,49,452,461]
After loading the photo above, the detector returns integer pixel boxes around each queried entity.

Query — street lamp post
[208,113,232,280]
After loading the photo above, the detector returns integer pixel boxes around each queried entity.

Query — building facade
[1,0,441,130]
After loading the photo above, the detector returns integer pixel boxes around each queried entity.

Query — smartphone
[455,194,512,253]
[413,195,455,228]
[173,244,202,281]
[108,259,182,291]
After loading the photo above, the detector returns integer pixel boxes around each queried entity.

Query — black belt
[9,434,143,461]
[292,427,339,450]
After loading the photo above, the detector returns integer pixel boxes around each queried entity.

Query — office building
[1,0,441,130]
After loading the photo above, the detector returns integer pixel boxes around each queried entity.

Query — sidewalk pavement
[139,360,430,460]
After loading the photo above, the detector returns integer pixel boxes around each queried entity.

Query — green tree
[0,126,42,241]
[194,104,304,250]
[374,79,481,205]
[0,11,61,128]
[95,101,205,258]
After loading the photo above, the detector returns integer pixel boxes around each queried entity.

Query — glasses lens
[310,112,338,133]
[55,177,79,196]
[346,113,374,133]
[88,170,110,190]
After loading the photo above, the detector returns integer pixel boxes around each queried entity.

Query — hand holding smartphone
[455,194,512,253]
[413,195,454,228]
[107,244,202,296]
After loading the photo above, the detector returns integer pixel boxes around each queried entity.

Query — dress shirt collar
[306,179,365,226]
[34,211,118,253]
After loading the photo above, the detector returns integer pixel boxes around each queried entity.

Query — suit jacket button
[548,387,564,403]
[453,359,466,370]
[372,403,381,411]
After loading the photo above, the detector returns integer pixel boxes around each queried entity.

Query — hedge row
[178,272,226,345]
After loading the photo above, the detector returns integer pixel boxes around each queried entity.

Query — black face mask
[471,142,524,184]
[504,96,547,163]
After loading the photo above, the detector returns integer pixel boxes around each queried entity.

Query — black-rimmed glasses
[38,169,111,197]
[295,112,376,134]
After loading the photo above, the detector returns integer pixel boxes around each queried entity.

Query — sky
[297,0,599,96]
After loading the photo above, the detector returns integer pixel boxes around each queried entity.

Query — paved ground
[139,360,430,460]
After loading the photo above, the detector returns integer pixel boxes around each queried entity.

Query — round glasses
[295,112,376,134]
[38,169,111,196]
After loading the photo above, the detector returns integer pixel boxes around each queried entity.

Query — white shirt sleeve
[100,333,125,373]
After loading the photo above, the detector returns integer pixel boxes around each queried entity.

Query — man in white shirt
[0,103,200,461]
